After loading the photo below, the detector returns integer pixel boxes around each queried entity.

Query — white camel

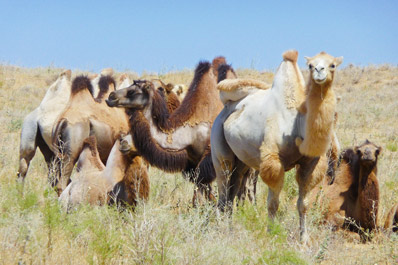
[211,50,343,241]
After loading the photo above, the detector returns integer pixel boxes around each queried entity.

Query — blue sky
[0,0,397,73]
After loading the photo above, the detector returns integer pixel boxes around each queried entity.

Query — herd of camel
[17,50,398,242]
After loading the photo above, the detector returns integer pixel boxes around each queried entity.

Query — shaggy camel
[309,140,381,241]
[211,50,342,241]
[18,69,72,182]
[384,203,398,233]
[59,135,149,210]
[106,59,226,202]
[52,74,130,194]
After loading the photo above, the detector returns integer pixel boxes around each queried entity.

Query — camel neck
[103,142,128,185]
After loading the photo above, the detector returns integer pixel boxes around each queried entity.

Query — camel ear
[165,83,174,92]
[335,56,343,67]
[304,56,312,65]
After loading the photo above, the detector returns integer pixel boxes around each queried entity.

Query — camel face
[306,52,343,85]
[106,80,152,109]
[355,140,382,165]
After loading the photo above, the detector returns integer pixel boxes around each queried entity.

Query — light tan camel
[59,135,149,211]
[309,140,381,241]
[18,70,72,182]
[211,50,342,241]
[52,74,130,194]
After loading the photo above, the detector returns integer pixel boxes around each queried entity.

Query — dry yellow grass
[0,63,397,264]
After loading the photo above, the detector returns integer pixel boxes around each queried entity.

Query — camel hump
[61,69,71,80]
[282,50,298,63]
[119,73,128,82]
[217,79,271,104]
[100,68,114,76]
[71,75,94,95]
[218,79,270,92]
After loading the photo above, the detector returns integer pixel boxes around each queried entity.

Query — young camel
[52,75,130,194]
[309,140,381,241]
[106,59,225,202]
[59,135,149,211]
[211,50,342,241]
[18,70,72,182]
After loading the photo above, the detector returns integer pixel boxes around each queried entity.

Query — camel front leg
[296,156,325,242]
[259,152,284,222]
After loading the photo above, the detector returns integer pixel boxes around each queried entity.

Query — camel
[52,74,130,194]
[106,58,227,202]
[309,140,381,241]
[59,135,149,211]
[18,69,72,182]
[211,50,343,241]
[17,68,121,183]
[384,203,398,233]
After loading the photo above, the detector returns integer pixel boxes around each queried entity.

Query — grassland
[0,63,397,264]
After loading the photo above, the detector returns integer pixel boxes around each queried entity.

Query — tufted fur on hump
[217,64,237,83]
[128,110,189,172]
[96,75,116,102]
[149,61,219,131]
[71,76,94,96]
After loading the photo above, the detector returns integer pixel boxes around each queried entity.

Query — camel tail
[282,50,298,63]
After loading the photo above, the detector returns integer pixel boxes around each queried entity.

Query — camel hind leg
[18,110,39,182]
[259,152,284,221]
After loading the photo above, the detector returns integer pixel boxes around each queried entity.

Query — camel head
[106,80,154,110]
[305,52,343,85]
[354,140,382,166]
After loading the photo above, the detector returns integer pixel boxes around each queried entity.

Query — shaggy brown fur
[96,75,116,103]
[128,110,189,172]
[71,76,94,96]
[310,140,381,241]
[110,155,150,207]
[384,203,398,232]
[217,64,237,83]
[156,85,181,114]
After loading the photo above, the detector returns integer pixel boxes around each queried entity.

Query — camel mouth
[314,77,327,84]
[105,99,119,107]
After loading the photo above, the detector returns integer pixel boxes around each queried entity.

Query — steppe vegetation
[0,63,397,264]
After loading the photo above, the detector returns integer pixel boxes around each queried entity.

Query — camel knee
[17,158,29,181]
[260,154,284,191]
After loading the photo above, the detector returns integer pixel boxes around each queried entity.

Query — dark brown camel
[311,140,381,241]
[106,59,225,203]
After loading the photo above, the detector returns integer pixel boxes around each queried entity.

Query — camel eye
[127,90,136,98]
[309,64,313,70]
[375,149,380,156]
[356,149,362,156]
[330,64,336,69]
